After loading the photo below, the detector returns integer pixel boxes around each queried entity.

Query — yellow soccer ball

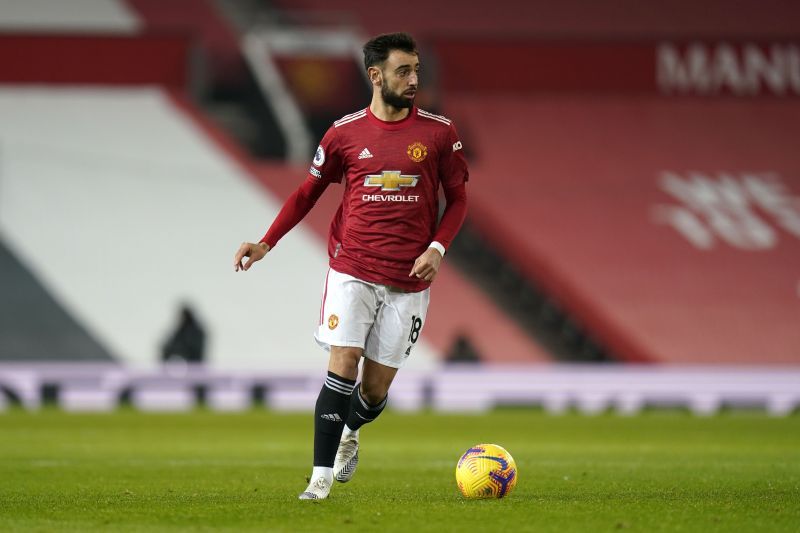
[455,443,518,499]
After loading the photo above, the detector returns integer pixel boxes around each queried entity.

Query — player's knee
[329,347,361,377]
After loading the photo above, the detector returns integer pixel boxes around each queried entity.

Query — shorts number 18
[408,315,422,344]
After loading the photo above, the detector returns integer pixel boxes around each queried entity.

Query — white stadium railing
[1,363,798,416]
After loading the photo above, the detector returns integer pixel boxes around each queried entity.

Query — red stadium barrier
[0,34,192,87]
[434,40,800,96]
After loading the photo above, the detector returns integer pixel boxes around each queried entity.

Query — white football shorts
[314,268,430,368]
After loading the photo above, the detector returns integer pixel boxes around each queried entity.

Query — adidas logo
[320,413,343,422]
[358,148,373,159]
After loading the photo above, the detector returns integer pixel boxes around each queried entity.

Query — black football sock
[313,371,356,467]
[344,386,387,431]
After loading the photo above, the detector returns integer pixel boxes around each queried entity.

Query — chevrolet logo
[363,171,419,191]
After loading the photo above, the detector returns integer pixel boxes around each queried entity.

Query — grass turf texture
[0,410,798,532]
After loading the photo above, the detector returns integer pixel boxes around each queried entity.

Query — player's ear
[368,66,382,86]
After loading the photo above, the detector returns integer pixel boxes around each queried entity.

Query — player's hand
[234,242,269,272]
[409,247,443,282]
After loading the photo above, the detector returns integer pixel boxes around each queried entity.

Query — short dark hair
[363,33,417,72]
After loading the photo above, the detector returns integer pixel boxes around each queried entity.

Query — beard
[381,83,414,110]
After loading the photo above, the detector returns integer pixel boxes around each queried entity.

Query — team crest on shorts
[327,314,339,330]
[407,141,428,163]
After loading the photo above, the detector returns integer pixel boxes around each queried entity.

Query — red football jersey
[309,106,469,291]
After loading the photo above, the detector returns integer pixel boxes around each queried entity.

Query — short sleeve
[439,123,469,188]
[308,126,344,184]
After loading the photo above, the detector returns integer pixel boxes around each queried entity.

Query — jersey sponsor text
[362,194,421,202]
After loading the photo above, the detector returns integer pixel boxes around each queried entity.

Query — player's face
[379,50,419,110]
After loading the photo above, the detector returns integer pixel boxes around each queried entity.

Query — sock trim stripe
[326,374,356,388]
[325,379,354,395]
[325,382,352,395]
[325,376,355,390]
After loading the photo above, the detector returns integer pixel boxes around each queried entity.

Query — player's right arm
[234,241,269,272]
[232,177,330,272]
[233,126,342,273]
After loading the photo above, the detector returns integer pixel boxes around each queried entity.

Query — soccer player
[233,32,468,500]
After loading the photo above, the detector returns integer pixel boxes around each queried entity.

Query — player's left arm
[409,182,468,281]
[410,123,469,282]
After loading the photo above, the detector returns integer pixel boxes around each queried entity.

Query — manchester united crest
[328,314,339,330]
[407,141,428,163]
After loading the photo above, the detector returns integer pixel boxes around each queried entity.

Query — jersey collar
[366,105,416,131]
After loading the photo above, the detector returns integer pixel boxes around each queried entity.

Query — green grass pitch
[0,409,798,532]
